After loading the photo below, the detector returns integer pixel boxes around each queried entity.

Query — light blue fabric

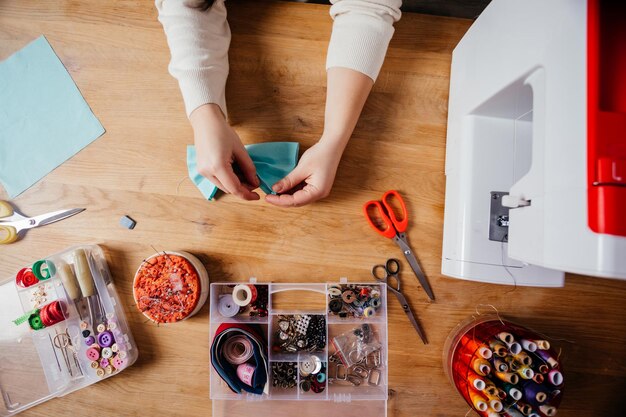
[187,142,299,200]
[0,36,105,198]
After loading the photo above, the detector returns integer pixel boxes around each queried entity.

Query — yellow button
[90,361,99,369]
[97,324,106,333]
[96,368,105,377]
[105,365,113,375]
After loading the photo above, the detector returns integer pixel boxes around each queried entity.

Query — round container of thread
[133,251,209,324]
[443,315,564,417]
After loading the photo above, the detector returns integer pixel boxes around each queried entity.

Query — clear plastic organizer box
[0,245,138,416]
[209,279,389,417]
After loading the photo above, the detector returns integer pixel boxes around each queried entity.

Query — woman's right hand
[189,104,260,200]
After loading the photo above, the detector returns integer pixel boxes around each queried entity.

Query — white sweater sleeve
[156,0,230,117]
[327,0,402,81]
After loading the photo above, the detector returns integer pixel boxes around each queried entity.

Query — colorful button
[86,348,100,361]
[111,343,119,353]
[109,322,117,330]
[80,321,89,330]
[96,368,105,377]
[82,330,91,338]
[118,351,127,360]
[90,361,99,369]
[84,336,96,346]
[98,331,114,347]
[112,357,126,369]
[96,324,106,333]
[104,365,113,375]
[101,347,113,359]
[100,358,110,368]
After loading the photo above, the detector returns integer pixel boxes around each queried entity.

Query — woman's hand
[265,139,343,207]
[190,104,260,200]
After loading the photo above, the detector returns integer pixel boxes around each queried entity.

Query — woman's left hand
[265,139,343,207]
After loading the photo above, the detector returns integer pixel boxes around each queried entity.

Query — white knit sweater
[156,0,402,117]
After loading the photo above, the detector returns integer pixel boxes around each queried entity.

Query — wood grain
[0,1,624,416]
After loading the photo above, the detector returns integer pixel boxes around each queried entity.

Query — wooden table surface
[1,1,625,416]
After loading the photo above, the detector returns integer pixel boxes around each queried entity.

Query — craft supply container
[132,250,209,323]
[209,279,390,417]
[443,314,564,417]
[0,245,138,416]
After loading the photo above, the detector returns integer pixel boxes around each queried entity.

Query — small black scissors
[372,258,428,344]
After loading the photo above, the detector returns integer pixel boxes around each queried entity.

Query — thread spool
[468,388,489,412]
[497,332,514,345]
[461,334,493,359]
[489,340,508,357]
[535,349,559,369]
[232,284,256,307]
[489,398,503,412]
[548,370,563,387]
[508,342,522,355]
[502,382,522,401]
[535,340,551,350]
[495,371,519,385]
[514,351,533,366]
[520,339,537,352]
[533,373,544,384]
[493,358,508,372]
[517,366,534,380]
[218,294,240,317]
[539,405,557,416]
[522,381,548,406]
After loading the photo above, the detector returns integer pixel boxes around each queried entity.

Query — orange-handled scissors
[363,190,435,301]
[0,200,84,244]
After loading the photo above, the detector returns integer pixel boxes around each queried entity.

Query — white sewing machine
[442,0,626,286]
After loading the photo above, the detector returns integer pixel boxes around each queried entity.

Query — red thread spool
[40,301,66,327]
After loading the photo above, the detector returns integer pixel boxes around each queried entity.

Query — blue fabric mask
[187,142,299,200]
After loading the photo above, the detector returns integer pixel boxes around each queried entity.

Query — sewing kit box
[0,245,138,416]
[209,279,390,416]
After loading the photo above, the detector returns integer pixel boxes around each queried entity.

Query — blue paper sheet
[187,142,299,200]
[0,36,105,198]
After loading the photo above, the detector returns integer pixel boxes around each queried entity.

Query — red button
[86,348,100,361]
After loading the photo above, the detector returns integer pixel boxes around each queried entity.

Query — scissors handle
[381,190,408,233]
[0,225,18,244]
[0,201,18,244]
[363,200,396,239]
[0,201,13,218]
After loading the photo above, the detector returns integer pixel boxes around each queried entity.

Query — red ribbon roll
[40,301,66,327]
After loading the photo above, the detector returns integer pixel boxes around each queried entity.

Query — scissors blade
[391,288,428,344]
[393,233,435,301]
[12,208,85,231]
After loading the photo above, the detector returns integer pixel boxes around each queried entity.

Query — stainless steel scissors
[372,258,428,344]
[0,200,84,244]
